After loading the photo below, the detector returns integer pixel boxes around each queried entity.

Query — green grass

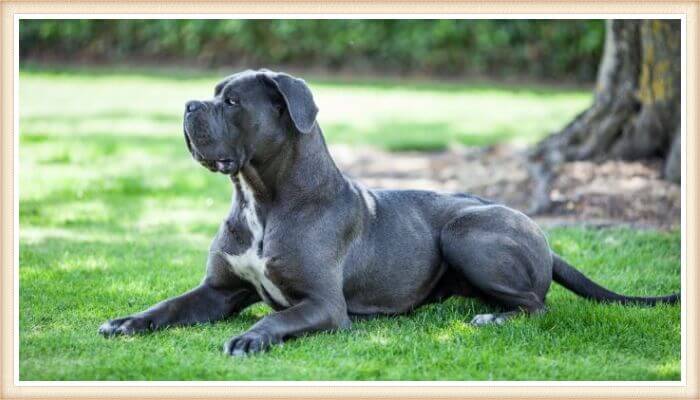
[19,65,591,151]
[19,67,680,381]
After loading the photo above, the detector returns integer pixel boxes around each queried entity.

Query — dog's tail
[552,254,679,306]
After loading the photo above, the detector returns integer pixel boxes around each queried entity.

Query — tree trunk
[530,19,681,213]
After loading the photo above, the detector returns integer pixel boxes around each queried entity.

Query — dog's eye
[224,98,238,106]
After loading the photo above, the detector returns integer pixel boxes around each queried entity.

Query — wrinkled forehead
[214,70,263,96]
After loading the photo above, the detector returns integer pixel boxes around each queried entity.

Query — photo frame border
[1,1,697,398]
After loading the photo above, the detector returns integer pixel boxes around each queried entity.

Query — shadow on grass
[24,118,514,153]
[20,131,187,169]
[22,110,181,125]
[325,121,518,151]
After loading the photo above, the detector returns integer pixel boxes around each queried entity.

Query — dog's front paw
[223,330,279,356]
[99,315,154,337]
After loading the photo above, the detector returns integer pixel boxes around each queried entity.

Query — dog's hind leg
[439,205,552,326]
[466,287,547,327]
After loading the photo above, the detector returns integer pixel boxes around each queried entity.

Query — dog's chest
[222,176,289,308]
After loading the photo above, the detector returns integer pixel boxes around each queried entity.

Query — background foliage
[20,19,605,82]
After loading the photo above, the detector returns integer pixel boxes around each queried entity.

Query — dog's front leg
[99,283,258,337]
[99,249,260,337]
[224,297,351,356]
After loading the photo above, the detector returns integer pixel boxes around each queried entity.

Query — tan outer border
[1,1,697,399]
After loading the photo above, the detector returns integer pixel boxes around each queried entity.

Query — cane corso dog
[99,69,679,356]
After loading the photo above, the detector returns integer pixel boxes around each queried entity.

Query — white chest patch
[222,175,290,308]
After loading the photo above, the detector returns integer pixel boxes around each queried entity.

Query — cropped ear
[261,71,319,134]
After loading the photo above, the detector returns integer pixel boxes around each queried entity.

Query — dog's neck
[233,125,346,206]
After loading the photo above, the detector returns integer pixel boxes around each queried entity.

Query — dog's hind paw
[470,313,507,327]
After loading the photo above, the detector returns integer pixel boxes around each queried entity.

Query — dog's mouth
[184,130,242,175]
[211,159,240,174]
[196,158,241,175]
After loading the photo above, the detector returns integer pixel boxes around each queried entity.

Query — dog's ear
[261,72,318,134]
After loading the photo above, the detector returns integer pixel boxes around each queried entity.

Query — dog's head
[183,69,319,175]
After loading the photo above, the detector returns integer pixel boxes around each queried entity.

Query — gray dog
[99,69,679,356]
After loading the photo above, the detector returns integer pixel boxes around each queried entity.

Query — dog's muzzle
[183,130,242,175]
[183,102,244,175]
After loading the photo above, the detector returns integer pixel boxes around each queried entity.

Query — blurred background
[17,18,682,381]
[20,19,606,82]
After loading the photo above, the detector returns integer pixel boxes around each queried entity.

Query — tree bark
[529,19,681,213]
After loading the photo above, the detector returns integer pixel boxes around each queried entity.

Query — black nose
[186,101,203,113]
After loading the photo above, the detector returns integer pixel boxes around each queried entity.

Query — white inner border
[12,13,687,387]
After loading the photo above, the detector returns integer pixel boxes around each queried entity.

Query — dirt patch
[330,143,680,230]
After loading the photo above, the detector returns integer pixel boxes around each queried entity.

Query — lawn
[19,67,681,381]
